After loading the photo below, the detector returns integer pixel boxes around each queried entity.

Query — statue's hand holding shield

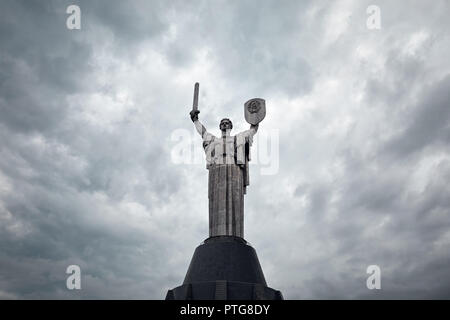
[244,98,266,125]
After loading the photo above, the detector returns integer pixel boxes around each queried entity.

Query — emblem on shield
[244,98,266,125]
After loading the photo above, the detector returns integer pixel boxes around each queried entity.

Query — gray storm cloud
[0,0,449,299]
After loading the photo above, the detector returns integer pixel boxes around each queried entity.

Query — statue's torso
[204,135,247,166]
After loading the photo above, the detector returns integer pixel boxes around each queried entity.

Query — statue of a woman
[190,109,258,238]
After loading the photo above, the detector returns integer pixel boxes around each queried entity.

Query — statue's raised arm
[190,109,207,136]
[250,123,259,133]
[237,123,259,138]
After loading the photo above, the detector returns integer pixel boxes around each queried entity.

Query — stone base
[165,236,283,300]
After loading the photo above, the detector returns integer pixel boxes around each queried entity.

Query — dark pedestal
[166,236,283,300]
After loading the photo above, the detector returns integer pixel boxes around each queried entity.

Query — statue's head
[219,118,233,132]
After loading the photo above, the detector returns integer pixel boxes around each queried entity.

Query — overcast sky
[1,0,450,299]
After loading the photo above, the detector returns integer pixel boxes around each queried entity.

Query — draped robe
[194,120,256,238]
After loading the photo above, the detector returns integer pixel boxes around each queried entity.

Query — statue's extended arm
[250,124,259,135]
[190,109,208,138]
[235,123,259,139]
[194,119,208,138]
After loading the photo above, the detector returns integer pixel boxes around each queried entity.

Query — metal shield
[244,98,266,125]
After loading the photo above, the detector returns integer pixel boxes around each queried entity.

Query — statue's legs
[208,164,244,238]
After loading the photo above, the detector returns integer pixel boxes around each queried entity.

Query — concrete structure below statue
[165,236,283,300]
